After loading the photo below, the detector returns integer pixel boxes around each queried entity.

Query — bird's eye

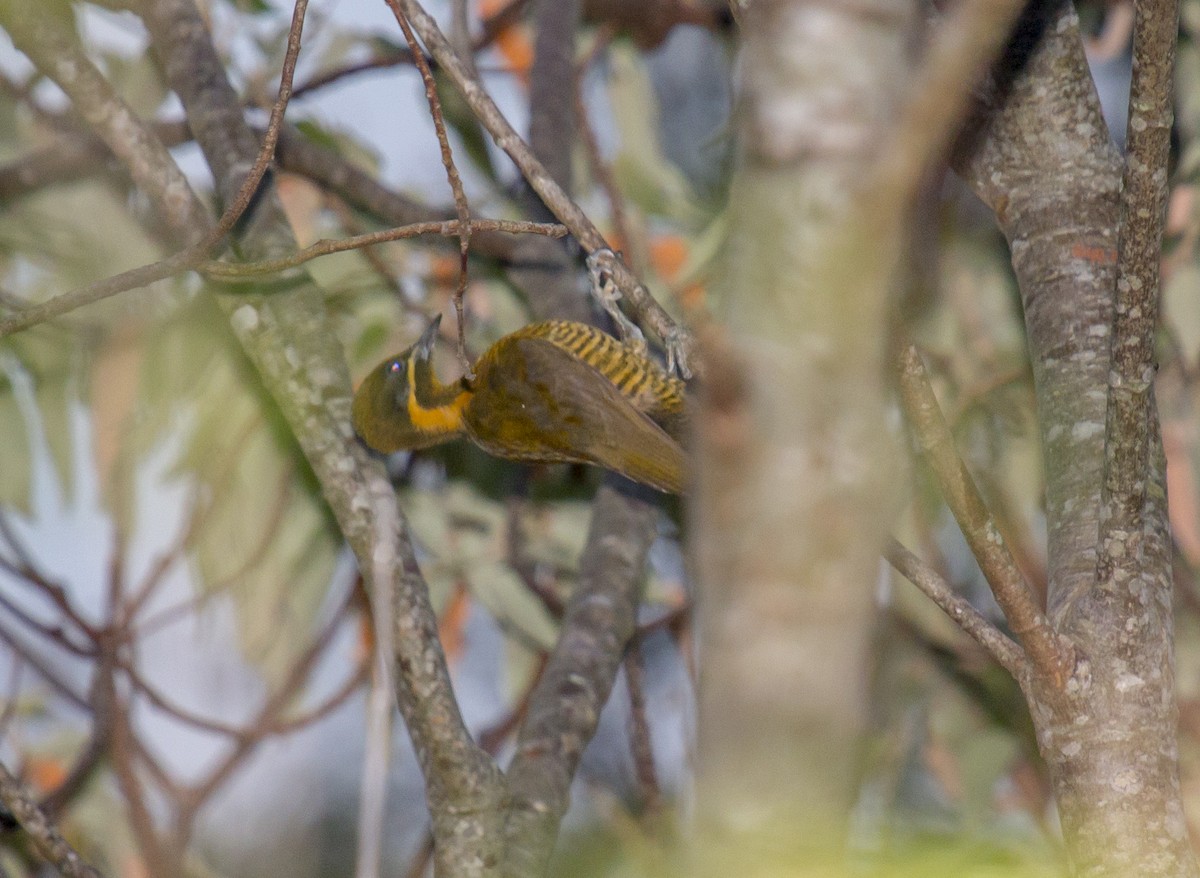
[388,361,402,374]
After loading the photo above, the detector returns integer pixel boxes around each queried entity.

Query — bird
[352,315,688,494]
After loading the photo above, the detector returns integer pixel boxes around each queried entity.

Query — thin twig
[104,669,173,876]
[40,699,113,821]
[1,218,562,337]
[885,538,1029,681]
[270,654,370,735]
[0,579,92,656]
[118,486,200,629]
[384,0,476,378]
[623,638,661,815]
[123,585,357,742]
[328,200,414,307]
[0,760,104,878]
[0,659,23,739]
[0,515,97,646]
[574,28,637,273]
[1096,0,1179,579]
[396,0,697,376]
[200,218,565,280]
[897,343,1071,687]
[196,0,310,251]
[290,0,533,98]
[0,243,200,338]
[0,621,89,711]
[177,590,357,817]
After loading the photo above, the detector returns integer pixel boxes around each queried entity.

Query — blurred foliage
[130,288,359,679]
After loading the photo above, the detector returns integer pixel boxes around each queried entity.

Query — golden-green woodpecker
[352,315,688,494]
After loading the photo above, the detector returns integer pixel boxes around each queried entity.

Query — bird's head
[352,315,467,453]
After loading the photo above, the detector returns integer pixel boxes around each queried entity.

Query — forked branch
[897,344,1071,688]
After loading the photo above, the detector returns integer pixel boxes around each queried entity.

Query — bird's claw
[664,326,693,380]
[587,248,647,357]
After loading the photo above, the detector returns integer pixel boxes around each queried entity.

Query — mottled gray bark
[135,3,510,875]
[954,2,1195,874]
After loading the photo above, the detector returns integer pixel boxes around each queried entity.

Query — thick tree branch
[527,0,579,205]
[1096,0,1179,579]
[872,0,1027,206]
[951,2,1195,873]
[952,0,1122,622]
[502,484,657,878]
[483,6,665,870]
[130,2,507,873]
[692,0,913,860]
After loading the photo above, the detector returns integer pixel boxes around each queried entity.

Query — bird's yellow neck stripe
[406,355,469,434]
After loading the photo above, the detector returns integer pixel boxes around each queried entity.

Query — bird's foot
[664,325,693,380]
[586,249,647,357]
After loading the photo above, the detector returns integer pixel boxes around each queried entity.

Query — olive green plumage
[351,316,688,494]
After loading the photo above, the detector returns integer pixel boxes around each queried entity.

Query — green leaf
[225,0,273,14]
[466,561,558,650]
[1,327,83,510]
[0,367,33,514]
[607,44,701,226]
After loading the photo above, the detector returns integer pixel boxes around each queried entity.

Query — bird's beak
[415,313,442,360]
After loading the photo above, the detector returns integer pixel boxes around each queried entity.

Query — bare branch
[290,0,533,98]
[382,0,476,376]
[0,621,89,711]
[137,3,509,871]
[0,248,200,338]
[503,483,658,877]
[199,0,309,249]
[527,0,580,199]
[355,651,393,878]
[897,343,1071,687]
[950,1,1121,621]
[885,538,1030,681]
[575,29,637,272]
[200,219,566,280]
[0,760,104,878]
[0,167,561,338]
[623,638,662,814]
